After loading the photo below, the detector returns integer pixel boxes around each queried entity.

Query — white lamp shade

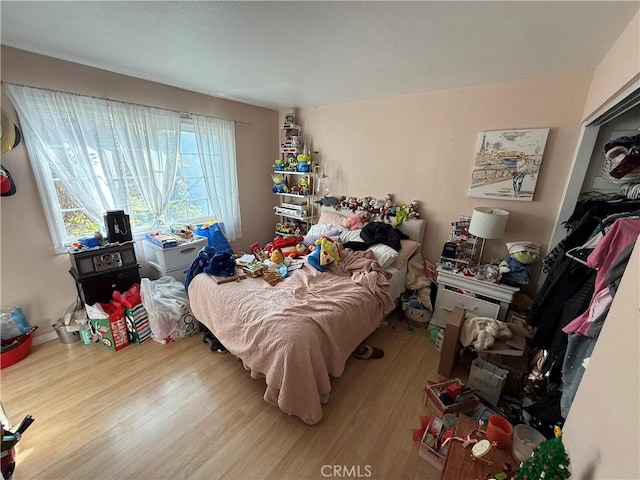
[468,207,509,239]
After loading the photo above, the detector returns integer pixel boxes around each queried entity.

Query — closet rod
[1,81,253,126]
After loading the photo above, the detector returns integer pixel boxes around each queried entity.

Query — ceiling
[1,1,638,110]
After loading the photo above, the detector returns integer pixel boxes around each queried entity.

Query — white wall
[297,72,593,297]
[582,11,640,121]
[563,238,639,479]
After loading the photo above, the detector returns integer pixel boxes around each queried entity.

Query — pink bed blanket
[188,250,395,424]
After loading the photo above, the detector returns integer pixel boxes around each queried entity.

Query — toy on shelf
[271,173,288,194]
[439,215,477,269]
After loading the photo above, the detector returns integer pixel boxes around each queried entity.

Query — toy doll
[499,241,541,286]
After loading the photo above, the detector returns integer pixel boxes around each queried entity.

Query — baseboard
[33,331,58,346]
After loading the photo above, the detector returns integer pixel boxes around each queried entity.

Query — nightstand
[431,267,519,328]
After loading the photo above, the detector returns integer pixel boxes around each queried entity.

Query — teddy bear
[499,241,541,286]
[381,193,394,221]
[408,200,420,219]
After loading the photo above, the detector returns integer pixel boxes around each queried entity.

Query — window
[167,127,219,226]
[6,84,242,252]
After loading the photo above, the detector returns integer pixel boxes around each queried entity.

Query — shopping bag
[125,304,151,345]
[87,301,129,352]
[140,276,198,344]
[111,283,151,345]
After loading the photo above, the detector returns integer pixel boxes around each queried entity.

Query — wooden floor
[2,311,453,480]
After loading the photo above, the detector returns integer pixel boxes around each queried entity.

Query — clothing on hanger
[562,217,640,337]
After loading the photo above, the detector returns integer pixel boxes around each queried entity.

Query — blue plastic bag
[194,222,232,254]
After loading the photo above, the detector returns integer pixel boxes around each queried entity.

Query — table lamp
[468,207,509,265]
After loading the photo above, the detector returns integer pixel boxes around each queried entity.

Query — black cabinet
[68,243,141,306]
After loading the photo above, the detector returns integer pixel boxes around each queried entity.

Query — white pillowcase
[340,229,364,243]
[307,223,344,236]
[368,243,399,268]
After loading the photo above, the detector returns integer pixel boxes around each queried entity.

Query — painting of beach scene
[469,128,549,201]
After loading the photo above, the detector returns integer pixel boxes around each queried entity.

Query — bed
[187,209,426,424]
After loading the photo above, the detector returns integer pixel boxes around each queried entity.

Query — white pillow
[368,243,399,268]
[340,229,365,243]
[307,223,343,236]
[391,239,421,269]
[318,210,348,226]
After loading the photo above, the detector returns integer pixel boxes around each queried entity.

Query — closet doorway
[548,80,640,255]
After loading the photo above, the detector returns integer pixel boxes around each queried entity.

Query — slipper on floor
[354,343,384,359]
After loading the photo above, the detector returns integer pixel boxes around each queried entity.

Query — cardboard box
[506,310,535,338]
[472,328,526,357]
[437,307,466,378]
[437,306,527,379]
[424,379,479,416]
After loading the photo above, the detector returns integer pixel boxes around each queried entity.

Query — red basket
[1,333,33,369]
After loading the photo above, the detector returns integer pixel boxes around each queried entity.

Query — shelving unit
[273,121,315,237]
[439,216,479,269]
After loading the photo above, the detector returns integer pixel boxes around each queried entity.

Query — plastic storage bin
[467,357,508,406]
[512,424,546,463]
[143,236,207,274]
[147,262,189,284]
[0,333,33,369]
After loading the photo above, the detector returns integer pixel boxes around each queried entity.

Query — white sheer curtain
[6,83,242,251]
[192,114,242,240]
[109,103,181,229]
[6,84,121,250]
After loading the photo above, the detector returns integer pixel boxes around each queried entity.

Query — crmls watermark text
[320,465,373,478]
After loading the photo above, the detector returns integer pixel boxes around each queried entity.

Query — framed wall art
[469,128,549,201]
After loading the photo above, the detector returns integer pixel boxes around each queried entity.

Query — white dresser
[431,267,520,328]
[143,235,207,284]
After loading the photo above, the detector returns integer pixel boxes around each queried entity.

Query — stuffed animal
[343,212,367,230]
[265,236,299,255]
[315,195,343,207]
[297,177,310,195]
[271,173,288,193]
[408,200,420,219]
[342,196,360,212]
[381,193,394,221]
[394,204,409,226]
[281,242,308,258]
[303,228,341,247]
[264,248,293,270]
[270,248,285,265]
[499,241,541,286]
[308,236,341,271]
